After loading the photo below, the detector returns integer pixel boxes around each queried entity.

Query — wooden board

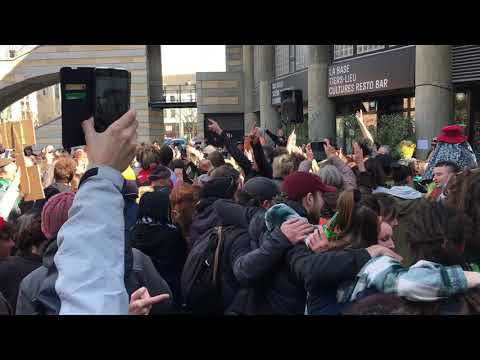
[23,165,45,201]
[11,122,26,147]
[20,119,36,146]
[0,122,13,149]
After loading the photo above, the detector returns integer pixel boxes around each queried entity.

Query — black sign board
[327,46,415,98]
[271,70,308,105]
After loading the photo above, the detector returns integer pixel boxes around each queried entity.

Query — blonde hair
[273,154,294,179]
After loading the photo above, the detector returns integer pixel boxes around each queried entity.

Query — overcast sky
[161,45,226,75]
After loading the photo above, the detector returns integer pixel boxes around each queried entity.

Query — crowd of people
[1,108,480,315]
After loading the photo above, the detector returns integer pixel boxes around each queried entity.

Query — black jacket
[0,254,42,314]
[16,240,173,315]
[213,199,305,314]
[217,225,256,314]
[287,241,371,315]
[130,222,187,311]
[220,131,273,181]
[189,197,222,248]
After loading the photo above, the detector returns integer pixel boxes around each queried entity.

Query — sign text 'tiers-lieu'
[328,64,389,96]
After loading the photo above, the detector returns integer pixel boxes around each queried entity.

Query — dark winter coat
[0,254,42,313]
[220,131,273,181]
[131,223,187,311]
[16,240,173,315]
[287,241,372,315]
[189,177,237,247]
[213,199,306,315]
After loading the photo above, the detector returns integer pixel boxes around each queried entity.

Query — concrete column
[415,45,454,159]
[258,45,280,143]
[308,45,335,141]
[196,111,205,141]
[243,45,258,133]
[146,45,164,142]
[179,109,184,138]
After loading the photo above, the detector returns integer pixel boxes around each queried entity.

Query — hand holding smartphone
[310,141,327,162]
[60,67,131,149]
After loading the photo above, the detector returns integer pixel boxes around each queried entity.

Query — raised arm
[355,110,375,146]
[54,109,138,315]
[324,140,357,189]
[208,119,252,174]
[251,130,273,178]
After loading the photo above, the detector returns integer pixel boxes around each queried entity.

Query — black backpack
[181,226,225,314]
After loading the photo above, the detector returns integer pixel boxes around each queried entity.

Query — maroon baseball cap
[282,171,336,201]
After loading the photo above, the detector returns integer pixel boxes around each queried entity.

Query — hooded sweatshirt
[189,177,237,247]
[131,190,187,310]
[373,185,423,200]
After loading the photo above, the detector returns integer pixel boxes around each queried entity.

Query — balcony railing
[161,84,196,103]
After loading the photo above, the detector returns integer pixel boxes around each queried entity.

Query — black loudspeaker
[281,89,304,124]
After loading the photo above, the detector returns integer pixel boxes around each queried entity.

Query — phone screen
[94,70,130,133]
[310,141,327,162]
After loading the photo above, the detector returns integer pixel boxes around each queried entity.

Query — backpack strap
[212,226,223,286]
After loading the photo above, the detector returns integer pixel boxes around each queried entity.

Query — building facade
[1,83,61,128]
[196,45,480,159]
[162,74,197,140]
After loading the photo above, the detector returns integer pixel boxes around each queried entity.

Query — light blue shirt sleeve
[54,165,129,315]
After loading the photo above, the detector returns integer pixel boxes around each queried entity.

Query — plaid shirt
[337,256,468,304]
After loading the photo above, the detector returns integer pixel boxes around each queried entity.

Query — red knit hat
[41,192,75,240]
[282,171,336,201]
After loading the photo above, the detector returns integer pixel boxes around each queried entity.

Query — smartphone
[310,141,327,162]
[60,67,131,149]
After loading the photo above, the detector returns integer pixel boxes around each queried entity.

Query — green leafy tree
[377,113,415,157]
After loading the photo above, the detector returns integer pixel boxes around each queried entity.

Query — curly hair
[54,157,77,183]
[290,152,307,172]
[407,200,474,266]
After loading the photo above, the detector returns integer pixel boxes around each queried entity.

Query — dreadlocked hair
[445,168,480,259]
[406,200,474,267]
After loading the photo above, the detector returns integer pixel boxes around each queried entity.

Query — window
[170,109,177,118]
[295,45,307,70]
[275,45,289,77]
[43,89,47,96]
[334,45,354,59]
[357,45,385,55]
